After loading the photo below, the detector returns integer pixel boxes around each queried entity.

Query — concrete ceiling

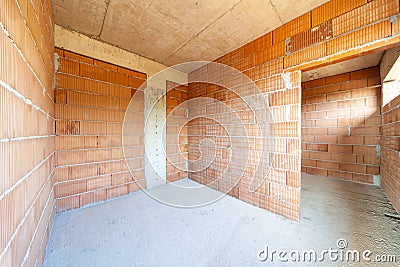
[51,0,328,66]
[302,52,384,82]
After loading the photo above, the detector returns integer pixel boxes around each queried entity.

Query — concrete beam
[55,25,170,77]
[380,46,400,82]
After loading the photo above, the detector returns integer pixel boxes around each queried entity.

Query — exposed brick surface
[327,20,392,55]
[288,21,333,53]
[274,13,311,43]
[381,83,400,213]
[332,0,399,37]
[188,69,301,221]
[0,0,55,265]
[189,0,399,220]
[302,67,381,183]
[2,1,398,248]
[54,49,146,211]
[311,0,368,27]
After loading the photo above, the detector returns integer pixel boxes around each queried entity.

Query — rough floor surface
[44,174,399,266]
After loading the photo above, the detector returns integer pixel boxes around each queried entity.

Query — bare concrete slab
[44,174,399,266]
[51,0,328,65]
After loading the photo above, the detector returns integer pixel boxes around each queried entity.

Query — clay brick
[332,0,399,36]
[111,172,134,185]
[274,13,311,43]
[285,43,326,68]
[87,175,112,191]
[255,41,286,65]
[288,21,332,53]
[55,48,64,57]
[56,121,80,135]
[98,161,123,175]
[327,91,351,101]
[136,72,147,80]
[317,160,340,170]
[53,49,147,216]
[339,163,366,173]
[55,180,87,198]
[84,136,98,149]
[306,143,328,152]
[367,77,381,87]
[328,144,353,153]
[58,58,79,75]
[128,181,142,193]
[68,164,98,180]
[366,165,379,175]
[55,90,67,104]
[56,196,80,212]
[286,171,301,188]
[56,136,84,150]
[307,167,328,176]
[64,51,94,64]
[314,135,337,143]
[303,78,326,89]
[393,17,400,35]
[340,79,368,91]
[54,167,69,182]
[332,153,357,163]
[325,73,350,84]
[98,136,121,148]
[302,158,316,167]
[80,121,107,135]
[305,95,326,104]
[351,125,380,136]
[317,84,341,94]
[57,150,86,165]
[80,63,107,81]
[315,118,337,127]
[327,20,392,55]
[327,170,353,180]
[94,59,118,71]
[352,173,373,183]
[311,0,368,27]
[129,76,146,88]
[80,190,107,207]
[339,136,364,144]
[351,67,379,80]
[107,185,128,199]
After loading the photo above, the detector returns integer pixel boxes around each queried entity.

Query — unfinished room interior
[1,0,400,266]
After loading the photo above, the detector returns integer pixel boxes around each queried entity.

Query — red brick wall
[188,0,399,221]
[0,0,55,265]
[166,81,188,182]
[54,49,146,212]
[188,65,302,222]
[302,67,381,183]
[381,85,400,212]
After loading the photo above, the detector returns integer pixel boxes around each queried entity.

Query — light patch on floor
[44,174,399,266]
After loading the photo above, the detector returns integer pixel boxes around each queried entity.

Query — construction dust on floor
[44,174,399,266]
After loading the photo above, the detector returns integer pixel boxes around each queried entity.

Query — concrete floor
[44,174,399,266]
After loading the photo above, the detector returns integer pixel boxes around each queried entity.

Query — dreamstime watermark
[257,238,398,263]
[122,61,277,208]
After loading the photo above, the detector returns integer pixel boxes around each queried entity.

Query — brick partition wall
[188,62,302,221]
[0,0,55,265]
[381,86,400,213]
[187,0,400,221]
[166,81,189,182]
[301,67,381,183]
[54,49,146,212]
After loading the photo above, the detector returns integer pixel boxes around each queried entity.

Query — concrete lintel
[380,46,400,83]
[55,24,185,80]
